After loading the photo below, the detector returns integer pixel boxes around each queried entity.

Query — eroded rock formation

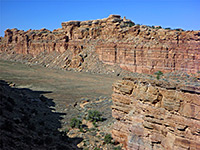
[112,77,200,150]
[0,15,200,74]
[96,40,200,74]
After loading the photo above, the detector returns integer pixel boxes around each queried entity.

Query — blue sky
[0,0,199,37]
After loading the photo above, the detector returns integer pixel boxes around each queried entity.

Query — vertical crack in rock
[114,45,117,63]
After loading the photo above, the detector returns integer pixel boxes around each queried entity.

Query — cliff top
[4,14,200,36]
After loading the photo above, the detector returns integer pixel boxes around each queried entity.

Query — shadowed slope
[0,80,81,150]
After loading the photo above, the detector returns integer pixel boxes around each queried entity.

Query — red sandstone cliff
[0,15,200,74]
[1,15,200,150]
[112,77,200,150]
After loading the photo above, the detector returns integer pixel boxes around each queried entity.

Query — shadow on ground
[0,80,82,150]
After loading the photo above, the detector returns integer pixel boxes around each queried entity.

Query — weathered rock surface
[0,15,199,74]
[96,39,200,74]
[112,77,200,150]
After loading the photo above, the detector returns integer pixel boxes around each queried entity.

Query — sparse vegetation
[114,146,122,150]
[174,28,184,31]
[165,27,171,30]
[164,27,184,31]
[155,26,162,29]
[92,121,98,127]
[86,110,103,122]
[104,134,113,144]
[154,71,163,80]
[70,118,82,129]
[79,127,84,132]
[127,22,135,27]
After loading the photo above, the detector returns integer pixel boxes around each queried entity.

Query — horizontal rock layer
[96,41,200,74]
[112,77,200,150]
[0,15,200,74]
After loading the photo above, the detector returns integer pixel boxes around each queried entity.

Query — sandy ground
[0,60,119,106]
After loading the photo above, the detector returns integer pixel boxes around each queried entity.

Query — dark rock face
[0,15,199,74]
[0,80,81,150]
[111,77,200,150]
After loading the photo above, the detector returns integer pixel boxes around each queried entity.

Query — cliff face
[112,77,200,150]
[0,15,200,74]
[96,40,200,74]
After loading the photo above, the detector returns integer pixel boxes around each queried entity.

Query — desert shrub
[86,110,103,122]
[92,121,98,127]
[155,26,162,29]
[174,28,184,31]
[165,27,171,30]
[114,146,122,150]
[104,134,113,144]
[79,127,84,132]
[127,22,135,27]
[154,71,163,80]
[70,118,82,128]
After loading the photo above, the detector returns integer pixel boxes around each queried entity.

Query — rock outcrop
[0,15,200,74]
[112,77,200,150]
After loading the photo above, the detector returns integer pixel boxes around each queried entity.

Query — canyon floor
[0,60,118,102]
[0,60,123,149]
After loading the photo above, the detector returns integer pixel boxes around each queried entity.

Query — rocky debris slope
[0,15,199,74]
[59,96,123,149]
[111,77,200,150]
[0,80,80,150]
